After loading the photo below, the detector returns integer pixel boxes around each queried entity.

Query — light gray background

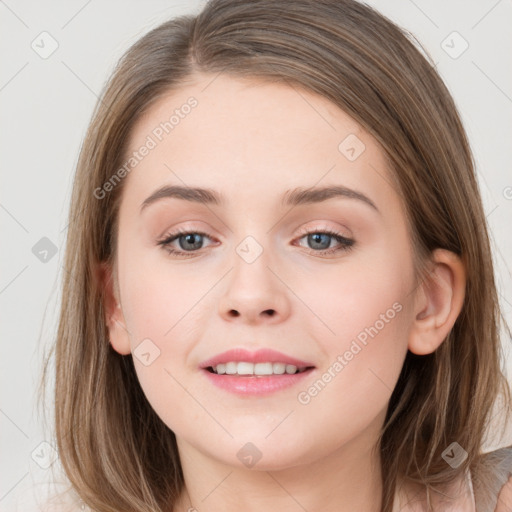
[1,0,511,510]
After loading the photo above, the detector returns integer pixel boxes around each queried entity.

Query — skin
[496,476,512,511]
[101,73,467,511]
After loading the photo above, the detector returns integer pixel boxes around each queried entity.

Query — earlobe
[96,261,132,356]
[408,249,466,356]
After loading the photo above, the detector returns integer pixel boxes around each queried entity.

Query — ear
[96,261,131,355]
[408,249,466,355]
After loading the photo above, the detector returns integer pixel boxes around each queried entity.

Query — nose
[218,245,291,325]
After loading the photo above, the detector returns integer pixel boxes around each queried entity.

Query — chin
[206,435,320,472]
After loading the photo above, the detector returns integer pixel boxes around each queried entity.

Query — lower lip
[201,368,315,396]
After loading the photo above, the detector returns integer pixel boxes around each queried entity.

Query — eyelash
[156,227,355,258]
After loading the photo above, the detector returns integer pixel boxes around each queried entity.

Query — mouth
[199,348,316,395]
[205,362,314,376]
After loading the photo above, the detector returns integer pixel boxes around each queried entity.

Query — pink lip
[199,348,316,396]
[199,348,314,369]
[201,368,315,395]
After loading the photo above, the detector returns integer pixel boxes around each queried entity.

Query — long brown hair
[43,0,511,510]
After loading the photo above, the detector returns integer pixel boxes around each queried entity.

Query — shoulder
[393,470,475,511]
[472,445,512,512]
[394,446,512,512]
[494,475,512,512]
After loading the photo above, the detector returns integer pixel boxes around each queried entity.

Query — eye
[295,228,355,256]
[156,228,216,258]
[156,227,355,258]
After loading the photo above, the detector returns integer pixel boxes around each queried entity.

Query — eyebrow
[140,184,379,214]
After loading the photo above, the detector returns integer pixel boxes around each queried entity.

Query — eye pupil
[309,233,330,250]
[180,233,203,250]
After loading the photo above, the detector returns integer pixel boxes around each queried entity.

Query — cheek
[117,249,212,423]
[118,244,206,345]
[304,252,411,344]
[287,262,411,460]
[122,274,202,430]
[299,251,412,397]
[122,277,182,340]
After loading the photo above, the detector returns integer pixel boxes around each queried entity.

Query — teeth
[255,362,274,375]
[225,362,237,374]
[210,362,306,376]
[285,364,297,374]
[238,362,254,375]
[273,363,286,374]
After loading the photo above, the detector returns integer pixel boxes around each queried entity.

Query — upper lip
[199,348,315,369]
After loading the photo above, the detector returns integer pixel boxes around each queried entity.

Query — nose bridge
[230,232,275,298]
[218,231,291,323]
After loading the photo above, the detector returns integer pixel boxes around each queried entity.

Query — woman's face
[108,73,420,470]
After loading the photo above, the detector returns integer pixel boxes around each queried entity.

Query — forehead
[120,72,401,216]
